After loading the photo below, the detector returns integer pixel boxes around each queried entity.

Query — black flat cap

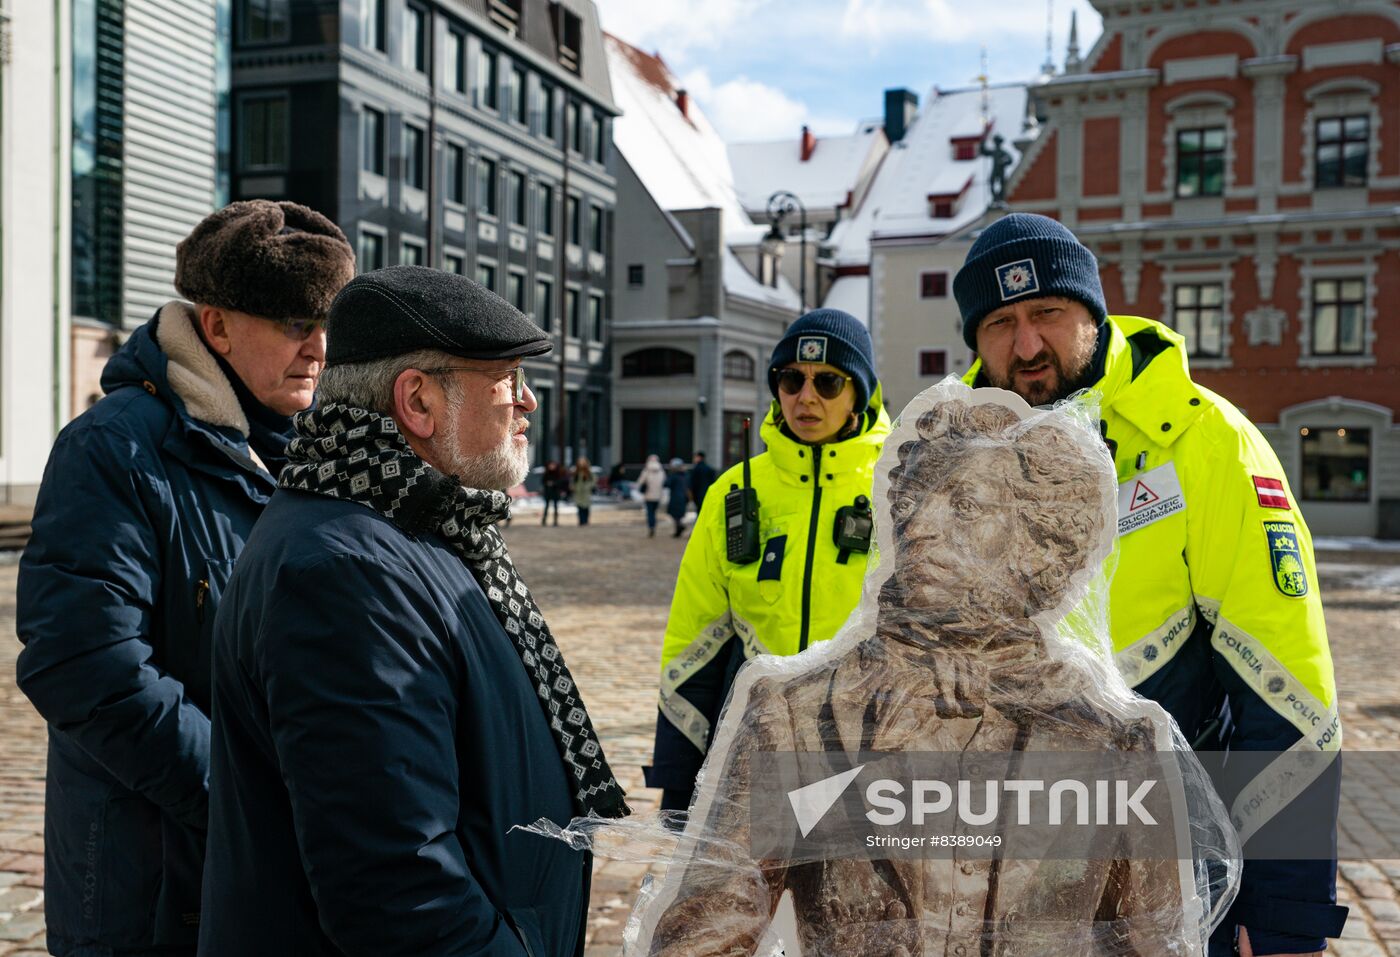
[325,265,552,367]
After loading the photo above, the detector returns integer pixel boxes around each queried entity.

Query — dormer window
[489,0,522,35]
[552,4,582,74]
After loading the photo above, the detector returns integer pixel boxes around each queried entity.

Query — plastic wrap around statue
[524,378,1241,956]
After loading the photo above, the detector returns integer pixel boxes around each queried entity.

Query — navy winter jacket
[199,490,590,957]
[16,308,275,954]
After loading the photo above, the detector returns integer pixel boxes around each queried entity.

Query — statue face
[890,444,1033,629]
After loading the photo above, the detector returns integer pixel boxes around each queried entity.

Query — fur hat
[175,200,355,322]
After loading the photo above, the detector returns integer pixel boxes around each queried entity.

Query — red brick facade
[1005,0,1400,535]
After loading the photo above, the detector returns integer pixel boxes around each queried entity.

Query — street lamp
[765,189,807,311]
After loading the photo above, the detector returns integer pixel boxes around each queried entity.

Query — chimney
[676,89,689,119]
[800,125,817,162]
[884,88,919,144]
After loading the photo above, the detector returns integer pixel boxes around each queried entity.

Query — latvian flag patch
[1254,476,1290,510]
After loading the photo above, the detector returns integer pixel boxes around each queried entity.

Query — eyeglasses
[280,318,326,342]
[420,364,528,402]
[773,367,852,400]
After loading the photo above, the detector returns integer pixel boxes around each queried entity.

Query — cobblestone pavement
[0,512,1396,955]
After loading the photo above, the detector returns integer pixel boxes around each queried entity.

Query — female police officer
[644,309,889,812]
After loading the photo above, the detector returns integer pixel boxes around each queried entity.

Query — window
[477,260,497,291]
[507,270,526,311]
[489,0,522,34]
[403,122,425,190]
[1175,127,1225,198]
[1299,426,1370,502]
[566,287,581,337]
[1169,284,1225,358]
[240,0,289,44]
[538,83,556,139]
[567,101,582,153]
[759,253,777,288]
[509,170,527,226]
[446,30,466,93]
[952,139,977,161]
[592,113,605,164]
[538,182,555,236]
[1316,115,1368,188]
[919,271,948,299]
[622,347,695,377]
[357,230,384,271]
[402,4,425,72]
[566,195,580,245]
[239,94,288,170]
[361,106,385,175]
[931,199,954,218]
[553,7,582,73]
[589,203,604,253]
[627,264,644,287]
[444,142,465,204]
[1311,278,1366,355]
[723,350,754,380]
[510,66,528,125]
[400,239,424,266]
[476,47,499,110]
[588,293,604,341]
[918,350,947,377]
[361,0,385,52]
[444,251,464,274]
[535,277,553,329]
[476,157,498,216]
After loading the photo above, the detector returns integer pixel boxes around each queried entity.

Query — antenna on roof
[1041,0,1056,79]
[974,47,990,129]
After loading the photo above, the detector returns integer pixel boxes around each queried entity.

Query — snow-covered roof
[605,34,799,312]
[826,83,1030,267]
[727,122,888,214]
[821,275,870,327]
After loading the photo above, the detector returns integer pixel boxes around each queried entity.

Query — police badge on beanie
[767,309,877,413]
[952,213,1107,349]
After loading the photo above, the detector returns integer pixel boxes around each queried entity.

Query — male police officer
[954,213,1345,957]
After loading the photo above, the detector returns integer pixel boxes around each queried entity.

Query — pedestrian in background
[15,200,353,957]
[572,457,597,526]
[637,454,666,537]
[541,460,568,526]
[665,457,689,538]
[688,450,717,512]
[646,309,889,813]
[200,267,627,956]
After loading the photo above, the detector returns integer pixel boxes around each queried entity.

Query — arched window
[723,350,755,381]
[621,347,694,377]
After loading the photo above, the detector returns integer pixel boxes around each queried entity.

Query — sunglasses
[421,364,528,402]
[278,318,326,341]
[773,367,852,400]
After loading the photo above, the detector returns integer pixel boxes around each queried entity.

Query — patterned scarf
[280,402,628,819]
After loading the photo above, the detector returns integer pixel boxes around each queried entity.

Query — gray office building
[231,0,617,467]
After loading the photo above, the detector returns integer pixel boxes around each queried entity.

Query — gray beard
[435,392,531,491]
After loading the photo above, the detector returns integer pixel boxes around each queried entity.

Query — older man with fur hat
[200,266,627,957]
[16,200,353,957]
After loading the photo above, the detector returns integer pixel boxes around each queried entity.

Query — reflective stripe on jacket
[967,315,1346,949]
[647,391,890,794]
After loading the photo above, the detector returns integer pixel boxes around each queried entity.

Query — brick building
[1006,0,1400,537]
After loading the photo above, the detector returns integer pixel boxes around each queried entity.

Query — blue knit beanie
[768,309,877,412]
[953,213,1106,349]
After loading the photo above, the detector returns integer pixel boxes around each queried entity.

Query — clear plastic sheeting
[524,379,1241,956]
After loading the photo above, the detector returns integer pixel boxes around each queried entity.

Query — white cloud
[592,0,760,59]
[679,67,817,143]
[839,0,1102,50]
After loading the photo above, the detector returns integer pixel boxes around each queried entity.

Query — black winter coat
[199,491,590,957]
[16,306,276,955]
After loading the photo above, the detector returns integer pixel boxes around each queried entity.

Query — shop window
[1299,426,1370,502]
[622,347,694,377]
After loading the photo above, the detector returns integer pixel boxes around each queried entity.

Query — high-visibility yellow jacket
[645,391,890,803]
[967,315,1346,950]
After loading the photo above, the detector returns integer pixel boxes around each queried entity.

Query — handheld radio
[724,418,761,564]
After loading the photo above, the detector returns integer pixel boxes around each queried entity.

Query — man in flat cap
[200,265,628,957]
[16,199,354,956]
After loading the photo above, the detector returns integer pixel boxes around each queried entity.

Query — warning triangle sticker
[1128,480,1160,512]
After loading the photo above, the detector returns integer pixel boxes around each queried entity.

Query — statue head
[880,397,1106,644]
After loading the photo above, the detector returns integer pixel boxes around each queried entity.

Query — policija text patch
[1264,520,1309,597]
[1117,462,1186,535]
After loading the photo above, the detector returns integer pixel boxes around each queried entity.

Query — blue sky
[593,0,1104,143]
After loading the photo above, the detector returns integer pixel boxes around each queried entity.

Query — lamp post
[764,190,807,311]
